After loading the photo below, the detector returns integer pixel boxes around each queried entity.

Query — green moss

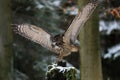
[46,64,77,80]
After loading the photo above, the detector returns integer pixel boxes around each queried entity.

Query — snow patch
[64,7,79,15]
[99,20,120,35]
[104,44,120,59]
[52,0,61,7]
[47,63,76,73]
[35,1,44,9]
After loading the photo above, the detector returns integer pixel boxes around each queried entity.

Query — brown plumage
[12,2,98,61]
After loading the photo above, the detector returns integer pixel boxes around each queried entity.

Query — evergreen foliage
[46,64,77,80]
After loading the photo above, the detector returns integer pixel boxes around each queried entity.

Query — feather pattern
[12,1,98,61]
[63,2,98,44]
[12,24,59,53]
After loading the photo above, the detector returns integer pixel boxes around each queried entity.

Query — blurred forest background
[0,0,120,80]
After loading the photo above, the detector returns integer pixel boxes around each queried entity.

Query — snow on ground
[104,44,120,59]
[99,20,120,35]
[100,20,120,59]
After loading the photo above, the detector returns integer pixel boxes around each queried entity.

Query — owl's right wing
[63,2,98,44]
[12,24,59,53]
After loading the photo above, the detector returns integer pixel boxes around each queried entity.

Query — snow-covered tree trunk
[78,0,103,80]
[0,0,13,80]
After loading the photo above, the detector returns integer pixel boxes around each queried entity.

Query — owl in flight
[12,2,98,61]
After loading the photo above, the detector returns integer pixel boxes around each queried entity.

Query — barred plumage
[12,2,98,61]
[63,2,98,44]
[12,24,59,54]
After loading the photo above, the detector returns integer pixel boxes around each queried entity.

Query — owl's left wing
[63,2,98,44]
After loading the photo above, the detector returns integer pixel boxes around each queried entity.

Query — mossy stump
[46,61,77,80]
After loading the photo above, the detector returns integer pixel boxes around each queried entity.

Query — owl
[12,2,98,61]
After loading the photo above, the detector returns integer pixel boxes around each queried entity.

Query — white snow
[47,63,76,73]
[65,7,79,15]
[70,7,79,15]
[52,0,61,7]
[104,44,120,59]
[35,1,44,9]
[36,4,44,9]
[99,20,120,35]
[35,0,62,10]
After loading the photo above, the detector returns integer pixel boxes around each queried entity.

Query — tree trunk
[0,0,13,80]
[78,0,103,80]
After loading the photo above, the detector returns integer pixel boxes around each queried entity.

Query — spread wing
[63,2,98,44]
[12,24,59,53]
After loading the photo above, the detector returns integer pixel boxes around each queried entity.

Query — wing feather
[63,2,98,44]
[12,24,59,53]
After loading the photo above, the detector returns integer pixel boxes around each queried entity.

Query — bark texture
[0,0,13,80]
[78,0,103,80]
